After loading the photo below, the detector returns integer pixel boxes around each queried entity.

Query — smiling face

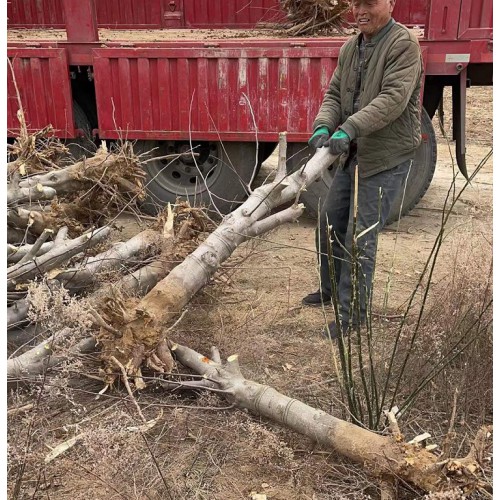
[351,0,395,40]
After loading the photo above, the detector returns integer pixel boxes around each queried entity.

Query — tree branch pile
[7,123,69,176]
[279,0,351,36]
[7,130,492,495]
[8,139,147,234]
[6,128,213,369]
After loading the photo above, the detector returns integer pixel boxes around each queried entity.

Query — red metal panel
[183,0,283,28]
[96,0,163,28]
[392,0,430,26]
[7,0,457,31]
[7,48,75,137]
[92,46,342,141]
[63,0,99,42]
[458,0,493,39]
[7,0,65,27]
[427,0,461,40]
[8,0,165,28]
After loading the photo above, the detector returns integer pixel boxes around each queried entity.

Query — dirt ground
[7,87,492,499]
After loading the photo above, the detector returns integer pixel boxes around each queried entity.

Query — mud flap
[452,68,469,180]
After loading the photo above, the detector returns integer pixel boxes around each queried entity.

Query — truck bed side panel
[458,0,493,39]
[92,46,342,141]
[96,0,163,28]
[7,48,75,137]
[7,0,65,27]
[183,0,283,28]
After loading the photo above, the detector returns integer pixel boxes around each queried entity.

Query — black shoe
[322,321,350,341]
[302,290,331,307]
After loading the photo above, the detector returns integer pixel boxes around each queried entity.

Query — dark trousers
[317,156,412,325]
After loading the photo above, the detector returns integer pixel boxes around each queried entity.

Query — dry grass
[394,224,493,432]
[9,221,492,498]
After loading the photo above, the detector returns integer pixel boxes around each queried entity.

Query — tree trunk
[54,229,162,291]
[170,342,484,494]
[103,145,335,370]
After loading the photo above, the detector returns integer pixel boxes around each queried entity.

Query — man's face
[351,0,395,40]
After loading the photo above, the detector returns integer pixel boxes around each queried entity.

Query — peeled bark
[171,342,486,494]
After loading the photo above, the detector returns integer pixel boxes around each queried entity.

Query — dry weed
[26,281,94,336]
[397,224,493,428]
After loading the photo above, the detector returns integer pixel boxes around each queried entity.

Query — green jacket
[313,20,423,177]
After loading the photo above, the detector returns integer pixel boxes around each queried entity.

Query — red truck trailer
[7,0,493,220]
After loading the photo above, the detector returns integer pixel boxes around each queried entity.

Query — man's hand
[308,126,330,149]
[327,129,350,155]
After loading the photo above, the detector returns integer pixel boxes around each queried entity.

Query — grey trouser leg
[317,158,412,324]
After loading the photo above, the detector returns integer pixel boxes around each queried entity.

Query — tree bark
[18,145,144,196]
[8,207,61,235]
[8,324,47,349]
[7,328,73,379]
[7,299,29,329]
[7,331,96,380]
[8,227,35,245]
[7,182,57,205]
[8,241,54,264]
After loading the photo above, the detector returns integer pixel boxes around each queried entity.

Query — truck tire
[386,109,437,224]
[137,140,258,215]
[286,109,437,224]
[65,101,96,160]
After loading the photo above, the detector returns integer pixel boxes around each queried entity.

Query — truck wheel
[286,109,437,224]
[258,142,278,165]
[64,101,96,160]
[137,140,258,215]
[385,109,437,225]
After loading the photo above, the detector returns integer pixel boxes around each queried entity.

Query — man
[302,0,423,339]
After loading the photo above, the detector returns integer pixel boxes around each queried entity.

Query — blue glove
[308,126,330,149]
[327,129,351,155]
